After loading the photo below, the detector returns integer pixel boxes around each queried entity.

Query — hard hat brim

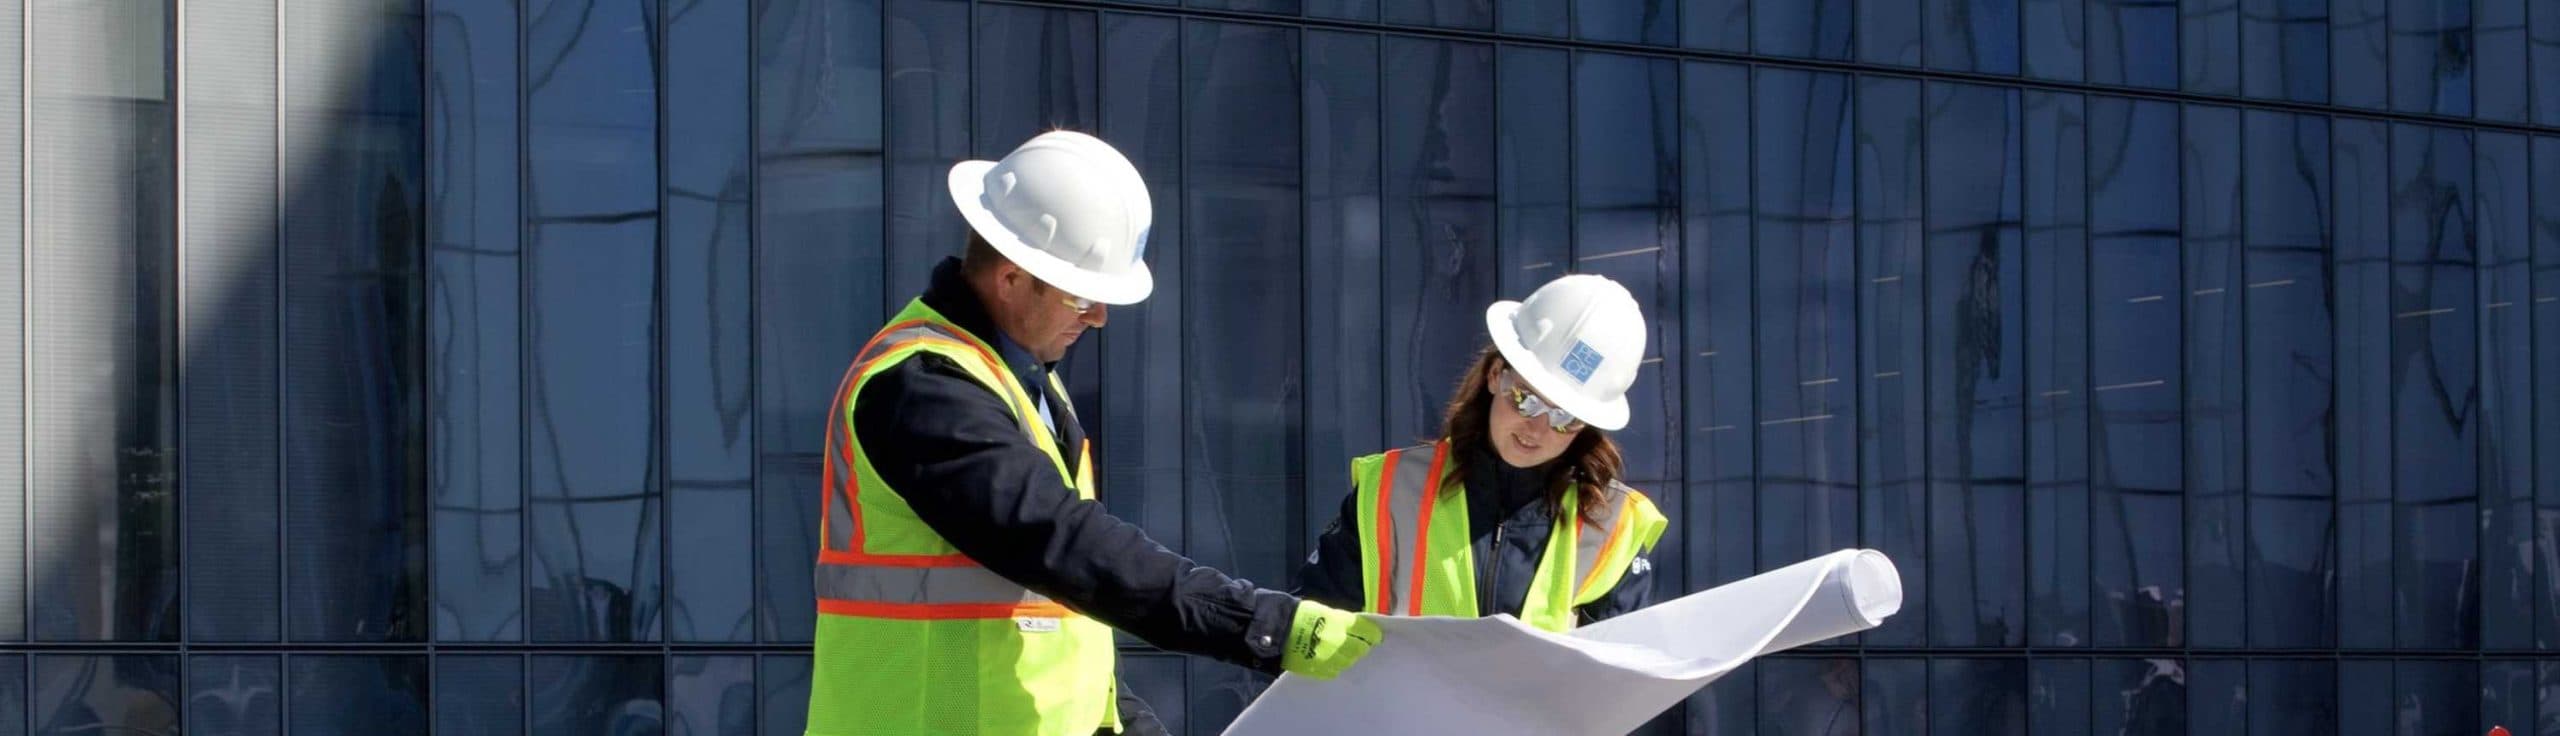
[1483,300,1632,431]
[947,159,1156,306]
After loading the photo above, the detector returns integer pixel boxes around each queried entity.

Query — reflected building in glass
[1,0,2557,733]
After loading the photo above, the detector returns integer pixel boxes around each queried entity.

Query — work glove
[1279,601,1382,680]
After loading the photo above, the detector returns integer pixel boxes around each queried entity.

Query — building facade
[0,0,2557,733]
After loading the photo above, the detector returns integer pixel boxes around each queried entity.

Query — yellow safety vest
[1351,441,1668,632]
[806,298,1119,736]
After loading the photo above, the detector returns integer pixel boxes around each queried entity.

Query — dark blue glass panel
[1183,21,1299,730]
[1684,661,1752,734]
[1924,82,2026,648]
[2029,659,2090,732]
[1307,0,1375,21]
[2333,117,2393,650]
[1578,0,1673,44]
[0,656,21,734]
[1304,30,1382,556]
[2182,0,2239,93]
[882,0,967,307]
[1931,659,2026,735]
[755,0,882,644]
[290,656,428,736]
[2024,91,2091,648]
[2539,137,2560,651]
[2242,110,2335,649]
[2477,0,2526,121]
[531,656,662,735]
[2187,659,2243,734]
[1573,53,1681,486]
[2086,97,2182,648]
[1096,13,1185,550]
[180,0,281,645]
[427,0,524,644]
[1499,0,1565,36]
[2538,5,2560,125]
[2395,660,2480,736]
[1927,0,2021,73]
[1681,61,1754,592]
[1121,654,1186,735]
[2333,0,2388,108]
[434,655,522,736]
[671,655,756,736]
[2484,661,2535,735]
[1497,46,1568,297]
[2338,659,2391,736]
[1753,0,1850,60]
[2087,0,2176,89]
[1381,38,1495,446]
[2242,0,2327,102]
[2023,0,2083,80]
[525,0,661,645]
[667,0,756,645]
[2390,0,2472,115]
[1752,69,1857,624]
[2094,659,2185,735]
[1855,75,1924,647]
[1192,0,1297,17]
[975,5,1098,169]
[1862,0,1922,65]
[189,656,280,736]
[2541,663,2560,731]
[33,656,179,736]
[2391,123,2478,651]
[2183,104,2243,650]
[29,0,179,644]
[2479,132,2533,652]
[2247,660,2335,732]
[758,656,808,736]
[1383,0,1490,31]
[1757,658,1858,735]
[1862,659,1926,734]
[0,0,19,647]
[1684,0,1747,51]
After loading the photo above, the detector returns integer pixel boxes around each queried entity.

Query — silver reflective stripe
[1376,443,1444,614]
[814,562,1052,607]
[1570,484,1633,596]
[824,470,857,551]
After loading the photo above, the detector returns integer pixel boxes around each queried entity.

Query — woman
[1295,274,1668,632]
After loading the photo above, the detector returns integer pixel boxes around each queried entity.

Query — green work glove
[1280,601,1382,680]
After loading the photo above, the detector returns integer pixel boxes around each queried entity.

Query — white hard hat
[946,130,1155,304]
[1483,274,1648,431]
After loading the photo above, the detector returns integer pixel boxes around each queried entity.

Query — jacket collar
[920,257,1050,375]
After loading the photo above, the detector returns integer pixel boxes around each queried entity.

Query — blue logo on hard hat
[1561,341,1603,383]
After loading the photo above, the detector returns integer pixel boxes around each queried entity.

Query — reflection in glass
[1382,38,1495,445]
[2477,0,2525,121]
[2029,658,2090,732]
[2181,0,2239,93]
[2242,0,2327,102]
[34,656,180,736]
[1497,46,1568,296]
[1751,69,1857,631]
[2087,97,2181,648]
[1122,654,1187,735]
[2338,660,2391,736]
[189,656,280,736]
[2479,132,2533,651]
[1576,0,1671,44]
[666,0,756,645]
[1498,0,1563,37]
[282,0,430,644]
[2390,0,2472,115]
[1682,0,1746,51]
[2021,0,2082,80]
[2538,4,2560,124]
[1304,30,1382,554]
[2183,105,2243,650]
[0,655,21,732]
[2482,661,2534,735]
[1930,659,2025,735]
[1382,0,1489,32]
[1681,61,1755,592]
[2537,138,2560,651]
[1858,75,1923,646]
[672,655,756,736]
[2023,91,2089,648]
[427,0,526,643]
[290,656,427,736]
[1861,659,1926,734]
[2391,124,2478,651]
[2093,658,2184,735]
[1754,0,1851,60]
[2394,660,2480,736]
[2334,0,2388,109]
[2187,659,2243,733]
[2333,118,2394,650]
[434,655,522,736]
[1757,658,1857,735]
[1573,52,1680,485]
[1923,82,2025,648]
[2242,110,2335,649]
[2246,660,2335,732]
[29,0,180,644]
[2087,0,2175,88]
[1925,0,2020,74]
[0,0,23,647]
[883,0,966,305]
[1096,13,1185,550]
[1859,0,1920,65]
[759,656,810,736]
[531,656,664,735]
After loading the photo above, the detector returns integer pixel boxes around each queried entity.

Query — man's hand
[1279,601,1382,680]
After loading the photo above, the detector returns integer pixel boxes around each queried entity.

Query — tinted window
[0,0,22,645]
[2242,110,2335,649]
[2022,0,2082,80]
[2087,0,2175,88]
[1861,0,1921,66]
[530,656,663,735]
[671,655,757,736]
[1754,0,1851,60]
[2393,661,2481,736]
[2333,117,2394,650]
[2477,0,2526,121]
[1858,75,1923,646]
[1931,658,2026,735]
[2093,658,2185,735]
[758,656,809,736]
[1862,659,1927,733]
[2391,124,2477,651]
[189,656,280,736]
[289,656,428,736]
[34,656,180,736]
[2187,659,2244,733]
[1751,69,1858,629]
[434,655,522,736]
[1381,38,1495,446]
[1681,61,1755,591]
[2247,660,2336,732]
[1303,29,1383,553]
[2538,6,2560,125]
[2023,91,2090,649]
[1923,82,2025,648]
[1925,0,2020,73]
[2333,0,2388,108]
[1498,0,1564,36]
[1683,0,1747,51]
[2478,132,2533,651]
[2242,0,2327,102]
[2030,658,2091,732]
[2183,104,2244,650]
[2182,0,2239,93]
[1756,658,1859,734]
[1096,13,1186,549]
[1573,52,1681,485]
[666,0,756,644]
[1382,0,1489,31]
[2087,97,2182,648]
[1575,0,1669,44]
[2538,137,2560,651]
[2390,0,2472,115]
[882,0,967,300]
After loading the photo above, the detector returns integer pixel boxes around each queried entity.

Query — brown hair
[1438,345,1625,524]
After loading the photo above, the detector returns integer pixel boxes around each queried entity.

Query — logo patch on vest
[1016,617,1061,633]
[1560,340,1604,383]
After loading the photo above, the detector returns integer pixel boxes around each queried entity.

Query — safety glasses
[1058,294,1096,315]
[1500,370,1586,433]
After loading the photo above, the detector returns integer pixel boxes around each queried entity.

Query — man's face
[993,266,1107,363]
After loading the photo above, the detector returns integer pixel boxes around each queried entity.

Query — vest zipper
[1488,523,1503,616]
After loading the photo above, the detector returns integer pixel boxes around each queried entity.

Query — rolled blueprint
[1222,549,1903,736]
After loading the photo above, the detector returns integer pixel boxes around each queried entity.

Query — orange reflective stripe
[1576,496,1635,597]
[817,599,1077,620]
[1405,443,1450,617]
[1370,448,1402,614]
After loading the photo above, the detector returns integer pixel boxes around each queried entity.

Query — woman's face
[1483,359,1584,469]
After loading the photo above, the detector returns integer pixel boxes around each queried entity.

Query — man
[804,130,1380,736]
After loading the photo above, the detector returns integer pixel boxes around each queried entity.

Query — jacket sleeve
[851,354,1298,673]
[1290,491,1367,611]
[1571,550,1658,626]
